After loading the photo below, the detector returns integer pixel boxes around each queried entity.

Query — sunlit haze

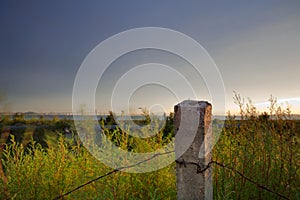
[0,1,299,115]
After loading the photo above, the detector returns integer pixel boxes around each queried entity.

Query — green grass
[213,95,300,200]
[0,117,177,199]
[0,137,176,199]
[0,96,299,199]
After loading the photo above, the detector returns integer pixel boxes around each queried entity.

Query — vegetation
[0,137,176,199]
[0,112,176,199]
[0,95,299,199]
[213,94,300,200]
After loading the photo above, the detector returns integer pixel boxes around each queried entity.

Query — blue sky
[0,1,299,114]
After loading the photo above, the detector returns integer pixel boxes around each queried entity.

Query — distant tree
[105,111,116,125]
[12,112,25,124]
[163,112,174,138]
[139,107,151,125]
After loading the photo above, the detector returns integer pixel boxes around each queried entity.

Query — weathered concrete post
[174,100,212,200]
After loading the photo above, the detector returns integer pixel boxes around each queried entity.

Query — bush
[0,133,176,199]
[213,94,300,199]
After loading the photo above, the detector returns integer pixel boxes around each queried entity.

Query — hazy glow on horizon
[0,1,299,114]
[225,97,300,115]
[254,97,300,113]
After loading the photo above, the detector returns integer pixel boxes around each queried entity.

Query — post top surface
[175,100,211,108]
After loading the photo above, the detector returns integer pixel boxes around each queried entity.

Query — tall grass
[0,128,176,199]
[0,95,299,199]
[213,94,300,199]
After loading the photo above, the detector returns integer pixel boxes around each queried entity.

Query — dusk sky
[0,1,299,115]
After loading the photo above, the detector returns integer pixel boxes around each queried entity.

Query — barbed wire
[176,159,289,200]
[53,152,290,200]
[53,150,175,200]
[175,159,213,174]
[211,160,290,200]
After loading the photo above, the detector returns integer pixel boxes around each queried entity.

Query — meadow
[0,96,299,199]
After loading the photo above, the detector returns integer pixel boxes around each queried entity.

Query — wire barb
[175,159,212,174]
[212,160,290,200]
[53,153,290,200]
[53,150,175,200]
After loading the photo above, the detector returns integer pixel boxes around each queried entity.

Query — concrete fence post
[174,100,212,200]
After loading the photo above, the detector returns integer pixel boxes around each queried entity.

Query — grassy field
[0,97,299,199]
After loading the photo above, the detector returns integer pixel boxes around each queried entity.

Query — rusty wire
[53,150,174,200]
[53,153,290,200]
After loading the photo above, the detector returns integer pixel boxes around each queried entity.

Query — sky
[0,1,299,115]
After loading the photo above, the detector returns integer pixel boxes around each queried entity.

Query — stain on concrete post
[175,100,212,200]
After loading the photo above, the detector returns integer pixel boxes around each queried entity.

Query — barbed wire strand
[176,159,289,199]
[53,153,290,200]
[175,159,213,174]
[53,150,175,200]
[212,160,290,200]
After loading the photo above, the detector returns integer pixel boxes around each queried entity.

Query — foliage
[0,116,176,199]
[0,96,299,199]
[213,94,300,200]
[0,136,176,200]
